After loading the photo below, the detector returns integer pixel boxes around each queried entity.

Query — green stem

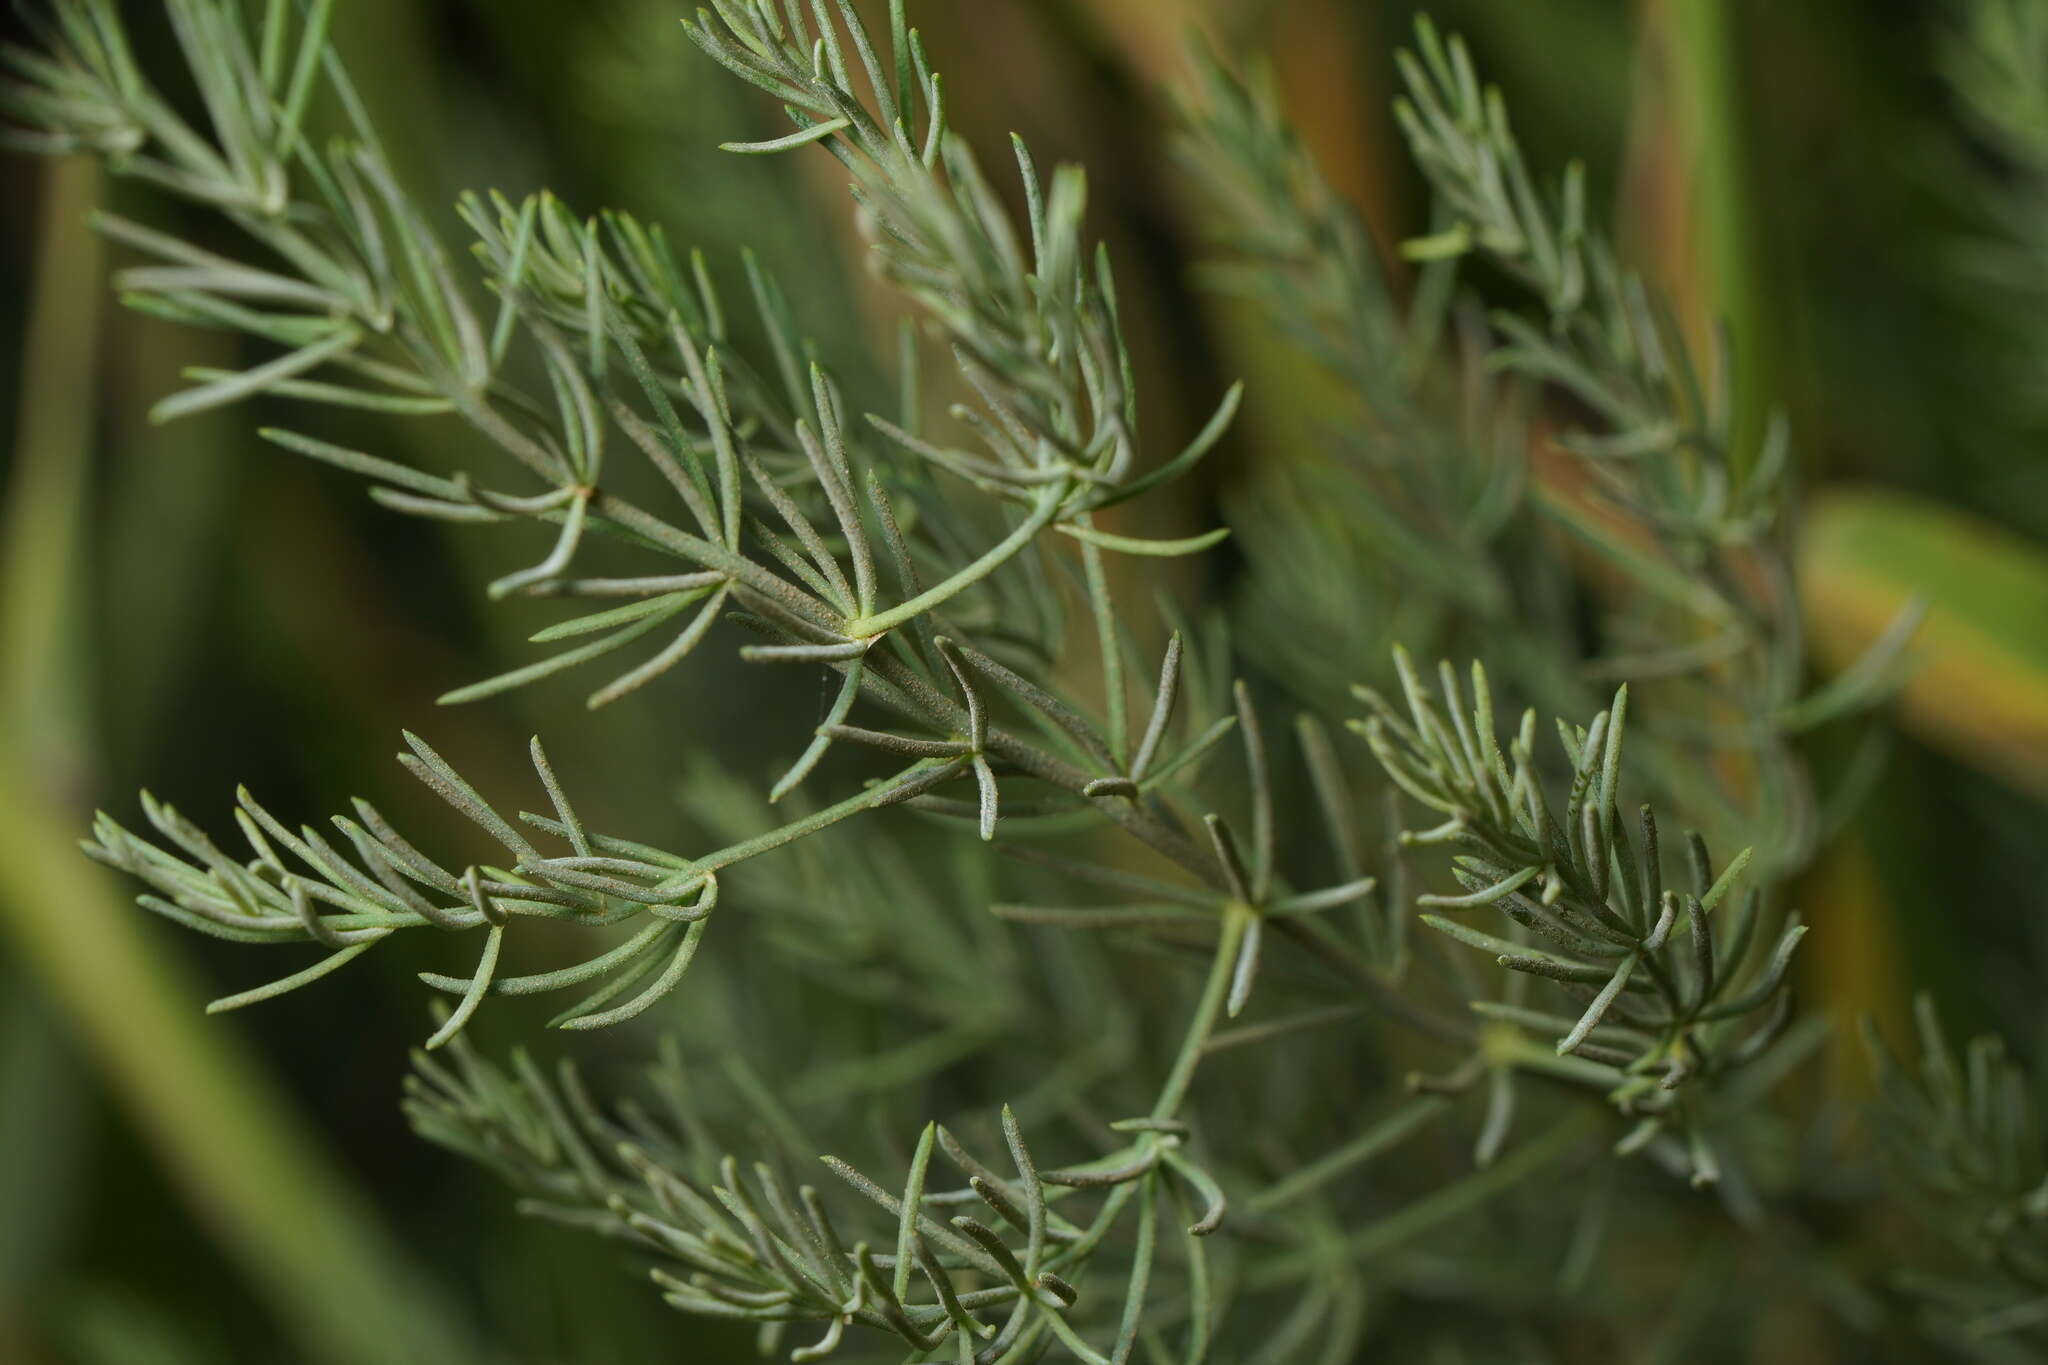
[1152,905,1250,1120]
[1668,0,1768,474]
[843,480,1071,638]
[683,758,968,876]
[0,160,99,779]
[1246,1096,1451,1215]
[1250,1108,1600,1285]
[1081,536,1127,763]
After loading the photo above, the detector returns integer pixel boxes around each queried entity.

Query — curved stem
[1152,906,1250,1121]
[842,480,1071,638]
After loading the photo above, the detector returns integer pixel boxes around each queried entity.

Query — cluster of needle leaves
[85,736,720,1043]
[1866,1000,2048,1353]
[3,2,1357,1358]
[8,1,2046,1362]
[407,1038,1227,1363]
[1170,42,1529,637]
[1384,18,1908,886]
[1357,649,1803,1186]
[9,0,1240,1037]
[1179,27,1921,886]
[1944,0,2048,534]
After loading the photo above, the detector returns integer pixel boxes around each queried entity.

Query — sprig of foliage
[9,1,2018,1360]
[1944,0,2048,531]
[1867,998,2048,1350]
[1180,23,1919,890]
[0,0,1233,735]
[1356,647,1803,1185]
[2,3,1419,1355]
[1393,18,1784,545]
[1172,48,1522,605]
[1172,47,1558,716]
[406,1029,1228,1362]
[1950,0,2048,168]
[1386,19,1930,878]
[0,0,1255,959]
[80,733,968,1046]
[684,2,1246,549]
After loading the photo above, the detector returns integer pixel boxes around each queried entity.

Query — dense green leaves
[11,0,2048,1361]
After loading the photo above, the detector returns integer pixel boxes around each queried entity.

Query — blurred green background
[2,1,2046,1361]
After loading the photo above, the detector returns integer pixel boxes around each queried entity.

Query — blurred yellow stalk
[1802,487,2048,797]
[0,161,472,1365]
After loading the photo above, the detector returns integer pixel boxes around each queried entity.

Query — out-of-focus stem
[0,773,477,1365]
[0,160,474,1365]
[1636,0,1771,474]
[0,160,100,786]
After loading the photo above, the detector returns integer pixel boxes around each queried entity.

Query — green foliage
[1395,16,1785,543]
[6,0,2048,1361]
[85,736,721,1039]
[1946,0,2048,530]
[1388,18,1827,874]
[405,1036,1228,1361]
[1357,650,1802,1185]
[1172,43,1548,712]
[1867,998,2048,1352]
[1950,0,2048,168]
